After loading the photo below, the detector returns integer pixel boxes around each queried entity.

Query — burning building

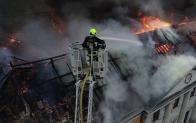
[0,0,196,123]
[0,21,196,123]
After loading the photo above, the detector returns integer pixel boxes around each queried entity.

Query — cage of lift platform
[69,42,108,80]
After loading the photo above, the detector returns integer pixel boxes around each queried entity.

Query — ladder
[69,42,108,123]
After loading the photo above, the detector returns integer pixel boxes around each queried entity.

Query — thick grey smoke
[13,17,94,60]
[15,20,67,60]
[137,0,165,17]
[132,54,196,100]
[0,0,195,123]
[9,15,196,123]
[150,55,196,96]
[100,72,128,123]
[100,42,196,123]
[83,20,196,123]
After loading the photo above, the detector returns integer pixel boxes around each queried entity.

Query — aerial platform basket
[69,42,108,79]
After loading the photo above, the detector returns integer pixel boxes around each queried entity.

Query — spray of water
[100,37,143,46]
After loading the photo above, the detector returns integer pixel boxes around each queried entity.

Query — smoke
[0,0,195,33]
[144,55,196,100]
[163,0,196,17]
[137,0,165,17]
[13,18,143,59]
[8,13,195,123]
[12,16,97,60]
[156,28,182,44]
[100,72,128,123]
[0,48,12,85]
[0,0,195,122]
[150,55,196,97]
[136,0,196,19]
[99,43,196,123]
[15,19,67,60]
[81,20,196,123]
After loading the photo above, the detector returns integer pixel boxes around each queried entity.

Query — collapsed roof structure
[0,21,196,123]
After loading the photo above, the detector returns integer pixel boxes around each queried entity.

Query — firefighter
[82,28,106,66]
[82,28,106,51]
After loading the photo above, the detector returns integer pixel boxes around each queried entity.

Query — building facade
[121,69,196,123]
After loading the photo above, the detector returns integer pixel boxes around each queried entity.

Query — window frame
[190,87,196,98]
[153,110,160,122]
[173,97,180,109]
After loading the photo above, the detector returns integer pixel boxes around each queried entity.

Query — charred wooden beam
[12,54,66,68]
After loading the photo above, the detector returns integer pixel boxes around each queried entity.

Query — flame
[135,16,171,34]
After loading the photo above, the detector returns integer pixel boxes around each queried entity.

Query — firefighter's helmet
[89,28,97,36]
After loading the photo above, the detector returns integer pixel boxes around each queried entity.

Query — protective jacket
[82,36,106,51]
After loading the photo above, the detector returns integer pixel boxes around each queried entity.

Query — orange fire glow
[135,16,171,34]
[6,34,21,47]
[8,34,17,43]
[49,13,64,34]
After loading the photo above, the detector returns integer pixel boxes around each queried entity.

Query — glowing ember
[135,16,171,34]
[8,34,17,43]
[155,43,174,55]
[10,38,16,43]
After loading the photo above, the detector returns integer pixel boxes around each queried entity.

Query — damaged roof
[0,22,196,123]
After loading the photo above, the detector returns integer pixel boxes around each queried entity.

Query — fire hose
[80,72,89,123]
